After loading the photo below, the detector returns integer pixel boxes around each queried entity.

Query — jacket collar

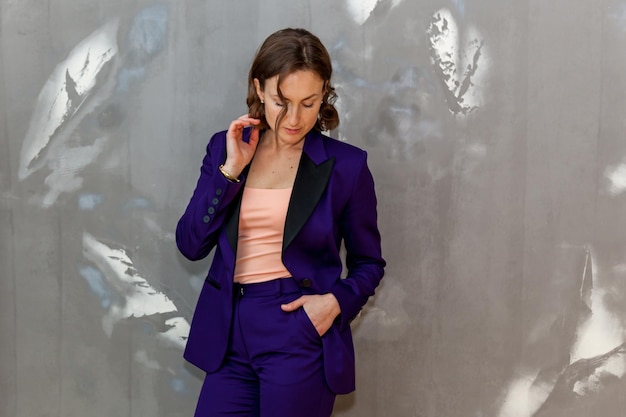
[302,129,330,165]
[225,129,335,252]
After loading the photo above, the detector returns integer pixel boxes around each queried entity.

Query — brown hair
[246,28,339,132]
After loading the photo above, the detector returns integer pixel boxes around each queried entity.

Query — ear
[253,78,264,103]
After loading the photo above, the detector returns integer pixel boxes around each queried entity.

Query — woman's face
[255,70,325,145]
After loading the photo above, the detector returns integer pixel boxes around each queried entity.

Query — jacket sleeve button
[212,197,220,205]
[203,215,210,223]
[208,207,215,214]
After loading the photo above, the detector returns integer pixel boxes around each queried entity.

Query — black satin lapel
[225,191,242,252]
[225,160,253,252]
[283,153,335,250]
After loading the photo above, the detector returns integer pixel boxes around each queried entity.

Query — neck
[260,130,306,153]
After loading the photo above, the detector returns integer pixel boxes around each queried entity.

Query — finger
[248,126,260,147]
[227,119,248,133]
[228,117,260,132]
[236,114,261,125]
[281,296,307,312]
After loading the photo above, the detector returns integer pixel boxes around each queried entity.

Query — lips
[284,127,301,135]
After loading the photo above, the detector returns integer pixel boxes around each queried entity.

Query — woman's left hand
[281,293,341,337]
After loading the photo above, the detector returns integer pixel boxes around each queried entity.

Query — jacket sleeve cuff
[329,280,367,332]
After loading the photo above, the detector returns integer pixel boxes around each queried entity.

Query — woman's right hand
[221,115,261,178]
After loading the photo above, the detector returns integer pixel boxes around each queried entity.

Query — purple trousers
[193,278,336,417]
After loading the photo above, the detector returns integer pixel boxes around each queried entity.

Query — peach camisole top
[233,187,293,284]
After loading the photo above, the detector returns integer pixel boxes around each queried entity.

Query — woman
[176,28,385,417]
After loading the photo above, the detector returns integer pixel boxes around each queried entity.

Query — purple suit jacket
[176,128,385,394]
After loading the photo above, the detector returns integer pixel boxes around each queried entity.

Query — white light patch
[605,163,626,195]
[345,0,404,25]
[82,232,183,338]
[573,353,626,396]
[570,289,624,362]
[18,20,119,180]
[498,370,553,417]
[346,0,379,25]
[427,8,489,116]
[158,317,191,350]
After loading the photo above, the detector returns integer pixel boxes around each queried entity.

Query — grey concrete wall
[2,0,626,416]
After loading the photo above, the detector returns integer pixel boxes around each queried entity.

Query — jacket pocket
[297,307,323,341]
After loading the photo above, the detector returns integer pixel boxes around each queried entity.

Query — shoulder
[314,131,368,163]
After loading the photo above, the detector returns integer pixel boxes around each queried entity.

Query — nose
[287,104,300,125]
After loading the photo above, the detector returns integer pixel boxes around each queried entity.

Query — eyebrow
[270,93,321,101]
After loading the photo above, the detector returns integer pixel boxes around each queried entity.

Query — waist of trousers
[233,277,302,298]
